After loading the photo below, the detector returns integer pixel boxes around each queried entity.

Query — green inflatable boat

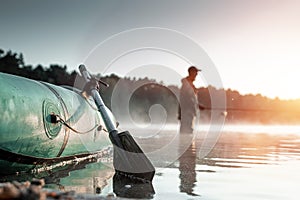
[0,72,112,175]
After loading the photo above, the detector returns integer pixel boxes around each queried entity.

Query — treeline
[0,49,77,86]
[1,49,300,124]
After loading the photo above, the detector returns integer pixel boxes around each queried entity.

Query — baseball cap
[188,66,201,73]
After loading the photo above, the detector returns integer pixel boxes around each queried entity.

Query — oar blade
[112,131,155,182]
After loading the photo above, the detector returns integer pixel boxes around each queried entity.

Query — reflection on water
[178,142,198,196]
[201,131,300,168]
[2,125,300,199]
[151,125,300,200]
[113,172,155,199]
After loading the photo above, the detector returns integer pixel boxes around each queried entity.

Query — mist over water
[120,123,300,135]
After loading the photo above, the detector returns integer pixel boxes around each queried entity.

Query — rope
[54,114,108,134]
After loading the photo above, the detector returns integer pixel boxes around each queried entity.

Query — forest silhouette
[1,48,300,124]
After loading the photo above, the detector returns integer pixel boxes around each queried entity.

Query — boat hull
[0,72,111,174]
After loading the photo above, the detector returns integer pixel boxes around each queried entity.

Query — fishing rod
[201,106,300,113]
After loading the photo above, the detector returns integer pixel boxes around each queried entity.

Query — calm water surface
[3,124,300,199]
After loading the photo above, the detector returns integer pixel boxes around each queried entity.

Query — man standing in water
[178,66,204,134]
[177,66,203,196]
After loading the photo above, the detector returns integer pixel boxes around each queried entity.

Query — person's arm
[195,88,205,110]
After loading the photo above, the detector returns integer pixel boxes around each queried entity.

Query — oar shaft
[91,89,117,132]
[79,64,116,132]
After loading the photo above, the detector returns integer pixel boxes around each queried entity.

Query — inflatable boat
[0,72,112,174]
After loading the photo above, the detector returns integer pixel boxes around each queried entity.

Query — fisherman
[178,66,204,134]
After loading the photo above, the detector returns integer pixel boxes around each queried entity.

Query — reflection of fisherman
[178,66,204,133]
[179,143,198,196]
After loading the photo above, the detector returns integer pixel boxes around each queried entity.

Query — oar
[79,65,155,182]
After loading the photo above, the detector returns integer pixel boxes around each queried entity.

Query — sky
[1,0,300,100]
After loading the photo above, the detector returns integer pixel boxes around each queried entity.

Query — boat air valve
[48,112,104,134]
[49,112,60,124]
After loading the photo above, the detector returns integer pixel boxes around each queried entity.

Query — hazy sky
[1,0,300,99]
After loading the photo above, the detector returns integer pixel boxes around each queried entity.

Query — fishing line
[203,107,300,113]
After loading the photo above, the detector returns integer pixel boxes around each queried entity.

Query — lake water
[2,124,300,199]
